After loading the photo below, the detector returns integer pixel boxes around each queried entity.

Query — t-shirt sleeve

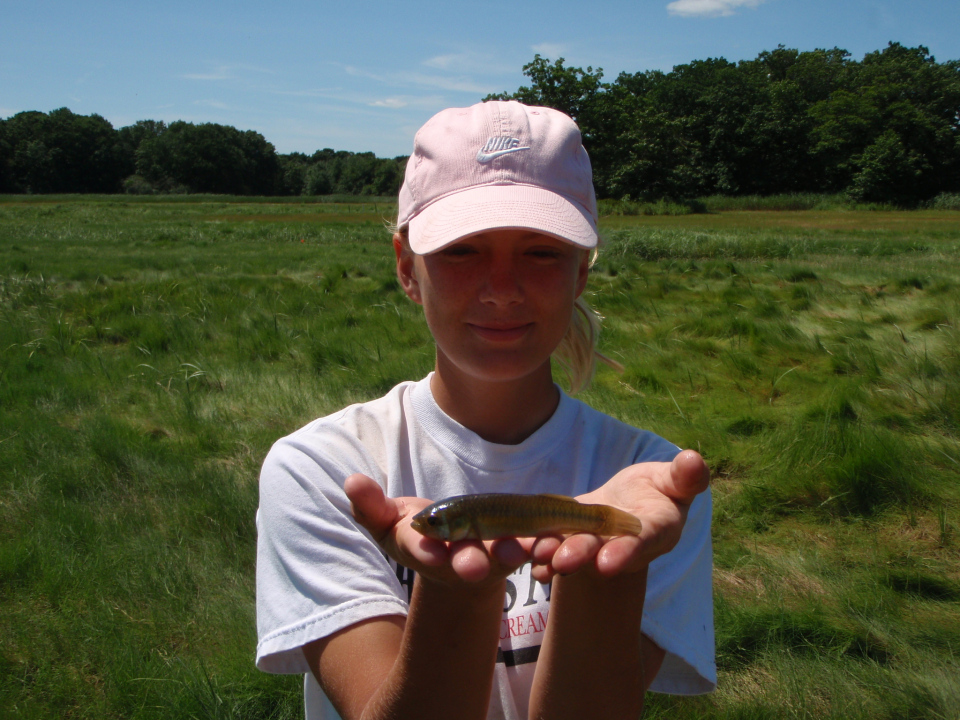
[255,429,409,675]
[623,434,716,694]
[643,484,716,694]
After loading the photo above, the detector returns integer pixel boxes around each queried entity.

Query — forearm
[359,576,506,720]
[529,568,649,720]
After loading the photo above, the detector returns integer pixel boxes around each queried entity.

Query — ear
[574,248,590,299]
[394,233,423,305]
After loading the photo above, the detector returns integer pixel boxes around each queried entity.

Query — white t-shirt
[256,375,715,720]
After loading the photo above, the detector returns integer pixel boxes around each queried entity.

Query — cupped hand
[344,474,532,587]
[529,450,710,582]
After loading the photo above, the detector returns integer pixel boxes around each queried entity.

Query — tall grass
[597,193,914,215]
[696,193,902,212]
[581,211,960,717]
[1,197,959,718]
[0,193,398,205]
[926,193,960,211]
[598,198,707,216]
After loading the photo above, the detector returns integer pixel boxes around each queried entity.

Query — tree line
[0,111,406,197]
[490,43,960,205]
[2,43,958,204]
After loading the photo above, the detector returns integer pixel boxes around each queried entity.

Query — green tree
[300,150,404,196]
[117,120,167,182]
[371,157,403,196]
[732,47,834,193]
[493,45,960,202]
[136,121,281,195]
[303,162,333,196]
[278,152,309,195]
[2,108,125,193]
[489,56,615,194]
[848,131,925,204]
[489,55,604,133]
[786,47,852,104]
[810,43,960,200]
[13,139,61,193]
[303,149,348,195]
[0,119,12,193]
[335,152,378,194]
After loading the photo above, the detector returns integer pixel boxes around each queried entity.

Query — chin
[459,358,553,385]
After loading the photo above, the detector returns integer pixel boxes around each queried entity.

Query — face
[410,504,471,541]
[395,229,590,387]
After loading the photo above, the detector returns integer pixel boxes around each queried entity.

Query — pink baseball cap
[397,101,598,254]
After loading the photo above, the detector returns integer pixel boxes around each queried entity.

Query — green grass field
[1,197,958,719]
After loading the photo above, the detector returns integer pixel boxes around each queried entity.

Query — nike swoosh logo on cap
[476,136,530,164]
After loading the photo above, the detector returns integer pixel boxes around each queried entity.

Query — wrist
[555,563,648,600]
[414,573,507,613]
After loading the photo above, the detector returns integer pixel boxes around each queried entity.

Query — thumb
[666,450,711,504]
[344,474,399,544]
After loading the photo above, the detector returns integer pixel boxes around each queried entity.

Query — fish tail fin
[607,508,643,536]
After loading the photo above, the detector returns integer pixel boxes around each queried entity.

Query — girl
[256,101,715,720]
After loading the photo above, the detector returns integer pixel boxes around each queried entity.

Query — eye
[527,248,563,259]
[440,244,478,259]
[427,516,439,526]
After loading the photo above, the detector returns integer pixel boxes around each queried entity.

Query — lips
[468,323,533,342]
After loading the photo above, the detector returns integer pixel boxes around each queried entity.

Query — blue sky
[2,0,958,158]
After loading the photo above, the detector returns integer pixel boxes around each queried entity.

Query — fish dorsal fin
[538,493,576,501]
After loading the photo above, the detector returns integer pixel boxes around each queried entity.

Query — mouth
[410,516,427,533]
[468,323,533,342]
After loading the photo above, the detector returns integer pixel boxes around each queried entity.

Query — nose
[478,255,523,307]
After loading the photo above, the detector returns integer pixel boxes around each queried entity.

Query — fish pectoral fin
[468,518,484,540]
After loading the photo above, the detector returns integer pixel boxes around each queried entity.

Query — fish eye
[427,516,438,526]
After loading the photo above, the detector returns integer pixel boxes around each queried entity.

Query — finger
[595,535,643,576]
[344,474,398,543]
[515,536,540,554]
[531,536,562,566]
[662,450,711,504]
[552,533,603,576]
[450,541,493,583]
[530,562,556,584]
[491,538,529,571]
[528,536,562,584]
[399,530,449,568]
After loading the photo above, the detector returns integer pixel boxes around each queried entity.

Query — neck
[430,359,560,445]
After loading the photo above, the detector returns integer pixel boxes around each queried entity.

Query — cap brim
[407,184,598,254]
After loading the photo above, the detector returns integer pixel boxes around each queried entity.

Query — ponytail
[552,294,623,395]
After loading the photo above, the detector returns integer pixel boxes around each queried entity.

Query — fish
[409,493,643,542]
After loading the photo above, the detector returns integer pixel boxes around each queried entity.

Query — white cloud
[422,51,514,75]
[370,98,407,108]
[666,0,765,17]
[269,88,343,98]
[183,66,233,81]
[183,63,273,81]
[339,62,493,95]
[400,72,494,95]
[531,43,566,59]
[194,99,230,110]
[344,65,387,82]
[423,54,458,70]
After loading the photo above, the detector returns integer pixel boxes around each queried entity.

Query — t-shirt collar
[409,373,579,471]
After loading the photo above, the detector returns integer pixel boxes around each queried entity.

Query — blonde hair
[393,228,622,394]
[553,249,623,394]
